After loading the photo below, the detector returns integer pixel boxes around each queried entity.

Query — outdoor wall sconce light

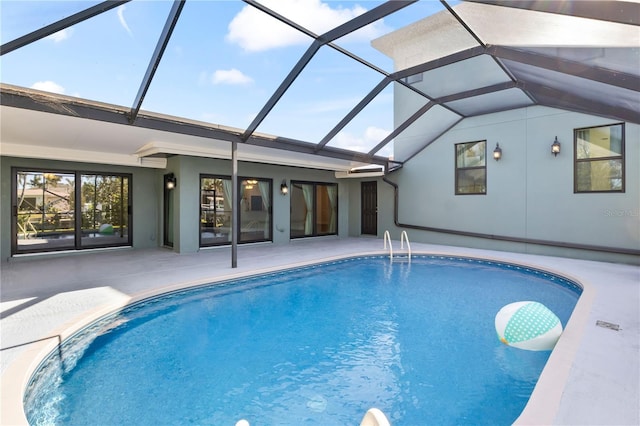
[166,173,177,190]
[280,180,289,195]
[493,143,502,161]
[551,136,561,156]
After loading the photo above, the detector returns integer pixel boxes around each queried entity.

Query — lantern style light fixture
[166,173,177,190]
[280,180,289,195]
[551,136,561,156]
[493,143,502,161]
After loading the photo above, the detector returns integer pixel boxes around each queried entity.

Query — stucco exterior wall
[159,156,346,254]
[380,105,640,263]
[342,177,395,241]
[3,105,636,265]
[345,179,362,237]
[1,155,351,260]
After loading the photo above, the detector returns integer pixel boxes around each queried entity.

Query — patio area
[1,237,638,425]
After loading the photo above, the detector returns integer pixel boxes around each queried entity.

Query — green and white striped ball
[495,301,562,351]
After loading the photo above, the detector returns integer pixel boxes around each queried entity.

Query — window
[290,181,338,238]
[199,175,272,247]
[575,123,624,193]
[455,141,486,195]
[13,169,131,254]
[402,72,423,85]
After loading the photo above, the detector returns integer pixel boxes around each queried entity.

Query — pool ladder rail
[235,407,390,426]
[383,230,412,262]
[360,407,391,426]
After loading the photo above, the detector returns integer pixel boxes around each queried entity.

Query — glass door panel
[290,183,313,238]
[80,174,130,247]
[200,177,232,246]
[315,184,337,235]
[239,178,272,243]
[16,171,75,252]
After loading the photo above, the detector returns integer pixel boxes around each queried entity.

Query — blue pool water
[25,256,581,425]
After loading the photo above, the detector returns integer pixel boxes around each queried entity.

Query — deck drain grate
[596,320,620,331]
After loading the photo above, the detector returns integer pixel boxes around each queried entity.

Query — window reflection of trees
[575,124,624,192]
[14,170,131,253]
[200,177,231,246]
[455,141,486,195]
[199,176,272,247]
[81,175,129,245]
[16,172,75,243]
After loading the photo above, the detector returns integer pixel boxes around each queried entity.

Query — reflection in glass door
[239,178,272,243]
[81,174,130,247]
[200,176,231,246]
[15,171,76,252]
[199,175,272,247]
[13,169,132,254]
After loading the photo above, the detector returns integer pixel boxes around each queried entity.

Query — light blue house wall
[3,106,637,264]
[377,105,640,264]
[165,156,345,254]
[0,154,348,261]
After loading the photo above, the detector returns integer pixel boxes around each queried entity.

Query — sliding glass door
[200,175,272,247]
[290,181,337,238]
[12,169,132,254]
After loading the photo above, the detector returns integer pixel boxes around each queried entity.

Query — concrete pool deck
[1,237,638,425]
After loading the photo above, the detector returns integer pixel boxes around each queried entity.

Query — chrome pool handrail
[401,230,412,261]
[383,230,393,260]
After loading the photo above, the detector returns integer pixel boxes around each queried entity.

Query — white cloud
[227,0,389,52]
[364,126,392,144]
[46,28,71,43]
[31,81,65,94]
[212,69,253,85]
[117,5,133,37]
[332,125,391,153]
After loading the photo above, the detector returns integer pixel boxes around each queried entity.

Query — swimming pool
[25,255,581,425]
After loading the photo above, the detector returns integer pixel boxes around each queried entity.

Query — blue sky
[1,1,450,157]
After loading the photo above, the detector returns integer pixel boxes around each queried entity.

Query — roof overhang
[0,84,389,172]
